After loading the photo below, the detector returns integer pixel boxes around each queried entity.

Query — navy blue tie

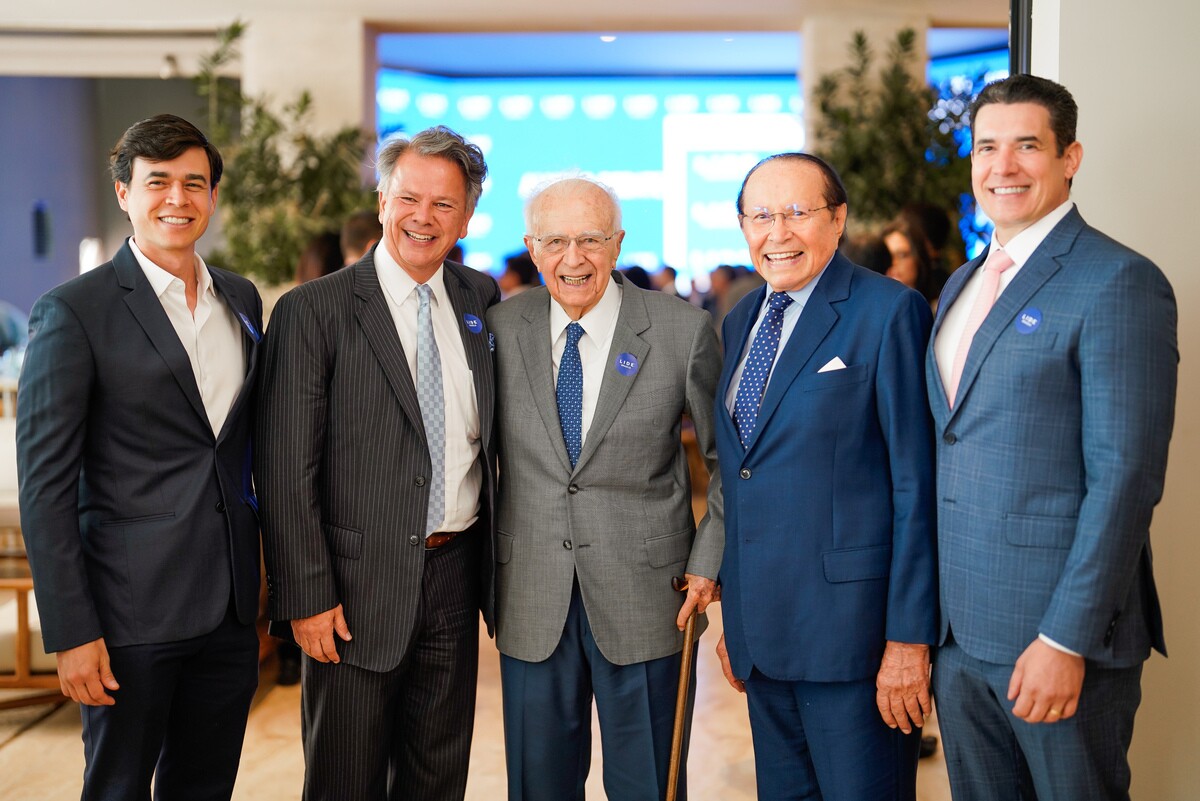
[556,321,584,468]
[733,291,793,448]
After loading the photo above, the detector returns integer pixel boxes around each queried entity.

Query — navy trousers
[79,605,259,801]
[934,634,1143,801]
[500,582,696,801]
[744,669,920,801]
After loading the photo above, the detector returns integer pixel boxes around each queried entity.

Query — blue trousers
[500,582,696,801]
[934,635,1142,801]
[744,669,920,801]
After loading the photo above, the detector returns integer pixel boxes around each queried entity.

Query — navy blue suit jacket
[716,253,938,683]
[927,208,1176,668]
[17,241,263,652]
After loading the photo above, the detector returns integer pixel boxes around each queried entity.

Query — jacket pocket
[1003,513,1076,549]
[323,523,363,559]
[98,512,176,527]
[496,531,514,564]
[799,363,868,391]
[645,528,691,568]
[823,544,891,583]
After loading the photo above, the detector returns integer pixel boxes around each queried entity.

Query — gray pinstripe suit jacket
[255,252,500,672]
[487,276,724,666]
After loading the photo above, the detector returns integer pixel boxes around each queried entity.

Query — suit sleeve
[255,289,340,621]
[16,294,104,652]
[1040,258,1177,655]
[684,313,725,579]
[875,290,939,645]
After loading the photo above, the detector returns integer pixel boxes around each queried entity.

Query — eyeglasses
[740,204,834,230]
[531,232,618,254]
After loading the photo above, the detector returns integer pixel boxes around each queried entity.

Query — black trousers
[300,532,482,801]
[80,605,260,801]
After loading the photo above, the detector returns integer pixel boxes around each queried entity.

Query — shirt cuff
[1038,633,1081,657]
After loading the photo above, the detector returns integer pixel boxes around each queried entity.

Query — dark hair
[375,125,488,210]
[109,114,223,186]
[900,202,951,252]
[881,218,936,300]
[504,251,540,286]
[340,210,383,262]
[970,74,1078,156]
[840,234,892,276]
[736,152,848,215]
[296,231,344,284]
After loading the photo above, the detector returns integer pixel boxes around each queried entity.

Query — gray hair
[524,175,623,234]
[375,125,488,210]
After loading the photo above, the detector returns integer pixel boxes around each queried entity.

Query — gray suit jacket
[487,276,724,666]
[255,252,500,673]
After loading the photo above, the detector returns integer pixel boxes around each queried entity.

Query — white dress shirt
[375,248,482,533]
[129,237,246,436]
[549,275,623,451]
[724,262,830,414]
[933,199,1080,657]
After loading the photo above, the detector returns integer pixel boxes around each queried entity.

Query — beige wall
[1036,0,1200,796]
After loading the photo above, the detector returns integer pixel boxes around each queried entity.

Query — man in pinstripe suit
[929,75,1177,801]
[256,126,500,800]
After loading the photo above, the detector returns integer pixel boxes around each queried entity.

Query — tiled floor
[0,602,950,800]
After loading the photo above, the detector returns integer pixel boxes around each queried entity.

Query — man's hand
[1007,638,1085,723]
[676,574,719,630]
[291,604,352,663]
[56,638,119,706]
[875,641,931,734]
[715,633,745,693]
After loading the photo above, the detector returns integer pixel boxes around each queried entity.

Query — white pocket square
[818,357,847,373]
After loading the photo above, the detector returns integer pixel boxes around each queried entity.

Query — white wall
[1035,1,1200,796]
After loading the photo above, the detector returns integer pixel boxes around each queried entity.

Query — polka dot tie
[733,291,793,448]
[416,284,444,538]
[556,321,585,468]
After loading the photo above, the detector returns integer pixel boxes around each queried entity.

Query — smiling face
[739,159,846,293]
[971,101,1083,244]
[525,180,625,320]
[378,151,473,283]
[115,147,217,273]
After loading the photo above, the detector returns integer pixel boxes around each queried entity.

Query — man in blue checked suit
[714,153,938,800]
[928,75,1177,801]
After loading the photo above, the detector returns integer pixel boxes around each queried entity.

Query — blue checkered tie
[556,321,584,468]
[733,291,793,448]
[416,284,444,537]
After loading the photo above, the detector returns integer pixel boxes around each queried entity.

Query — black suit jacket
[254,252,499,673]
[16,241,264,653]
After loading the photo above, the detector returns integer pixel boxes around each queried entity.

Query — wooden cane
[666,576,697,801]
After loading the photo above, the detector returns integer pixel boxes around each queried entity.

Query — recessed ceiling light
[600,35,617,43]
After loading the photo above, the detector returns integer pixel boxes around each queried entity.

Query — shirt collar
[549,273,622,343]
[987,199,1075,267]
[128,237,213,300]
[374,243,448,308]
[761,258,830,314]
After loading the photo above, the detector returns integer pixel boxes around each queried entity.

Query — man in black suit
[255,126,499,800]
[16,114,263,800]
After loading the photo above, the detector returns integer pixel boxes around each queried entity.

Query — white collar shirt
[549,274,623,451]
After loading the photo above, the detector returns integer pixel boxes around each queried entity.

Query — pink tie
[946,248,1015,407]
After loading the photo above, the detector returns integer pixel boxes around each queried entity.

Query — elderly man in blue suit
[928,74,1177,801]
[714,152,938,800]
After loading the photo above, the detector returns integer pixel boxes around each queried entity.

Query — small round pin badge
[1014,307,1042,335]
[462,313,484,333]
[614,353,639,376]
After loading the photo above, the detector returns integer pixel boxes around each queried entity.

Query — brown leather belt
[425,531,460,550]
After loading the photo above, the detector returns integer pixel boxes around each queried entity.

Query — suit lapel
[575,280,651,473]
[209,267,260,442]
[927,252,986,412]
[716,285,765,444]
[745,255,850,453]
[515,288,574,474]
[949,211,1082,417]
[114,244,210,432]
[352,261,426,440]
[442,262,494,447]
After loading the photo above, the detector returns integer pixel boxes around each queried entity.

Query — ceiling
[376,29,1009,77]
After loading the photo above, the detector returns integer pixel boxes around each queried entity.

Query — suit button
[943,433,957,445]
[563,540,573,550]
[739,468,751,480]
[409,534,420,546]
[568,484,579,495]
[215,501,226,513]
[415,476,426,487]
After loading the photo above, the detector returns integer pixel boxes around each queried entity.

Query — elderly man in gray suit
[487,177,723,801]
